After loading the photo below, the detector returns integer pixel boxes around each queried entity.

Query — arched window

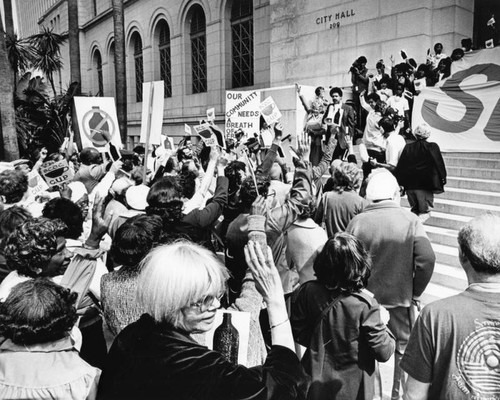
[109,42,116,98]
[190,5,207,93]
[133,33,144,102]
[93,49,104,96]
[231,0,253,88]
[158,21,172,98]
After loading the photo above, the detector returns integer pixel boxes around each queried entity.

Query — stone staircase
[401,152,500,305]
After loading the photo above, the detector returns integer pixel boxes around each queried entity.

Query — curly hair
[4,218,68,278]
[178,168,198,200]
[332,162,363,193]
[313,232,371,294]
[146,176,184,230]
[298,197,317,220]
[239,173,271,210]
[110,214,163,270]
[0,170,28,204]
[0,206,32,239]
[43,198,84,240]
[0,278,78,345]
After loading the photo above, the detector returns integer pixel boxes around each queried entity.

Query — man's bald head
[80,147,102,165]
[458,214,500,275]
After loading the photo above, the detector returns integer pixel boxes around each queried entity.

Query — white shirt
[385,133,406,167]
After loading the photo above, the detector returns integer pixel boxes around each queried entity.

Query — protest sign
[225,90,260,139]
[140,81,165,146]
[412,47,500,152]
[184,124,192,136]
[207,107,215,122]
[259,96,282,125]
[74,97,122,151]
[40,160,74,187]
[193,123,218,147]
[204,310,250,366]
[27,170,49,197]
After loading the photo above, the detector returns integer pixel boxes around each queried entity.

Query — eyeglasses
[189,292,224,312]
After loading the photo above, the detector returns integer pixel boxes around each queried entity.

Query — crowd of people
[0,37,497,400]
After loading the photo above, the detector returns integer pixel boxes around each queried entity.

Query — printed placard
[27,170,49,197]
[225,90,260,139]
[204,310,250,366]
[184,124,192,136]
[207,107,215,122]
[193,123,218,147]
[74,97,122,152]
[259,96,282,125]
[40,160,74,187]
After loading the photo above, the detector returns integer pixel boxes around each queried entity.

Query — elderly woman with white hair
[395,123,447,222]
[97,240,309,399]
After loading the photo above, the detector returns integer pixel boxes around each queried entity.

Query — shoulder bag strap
[312,290,344,331]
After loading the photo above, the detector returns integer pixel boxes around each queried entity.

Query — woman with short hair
[291,233,395,400]
[97,240,309,400]
[0,279,100,399]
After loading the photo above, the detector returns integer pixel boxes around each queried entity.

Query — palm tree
[112,0,128,144]
[29,27,66,98]
[67,0,82,148]
[0,8,20,160]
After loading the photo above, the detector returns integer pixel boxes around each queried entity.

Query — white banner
[412,48,500,152]
[140,81,165,145]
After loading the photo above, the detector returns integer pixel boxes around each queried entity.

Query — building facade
[15,0,494,148]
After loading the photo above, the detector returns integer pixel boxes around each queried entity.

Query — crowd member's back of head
[110,214,163,270]
[43,198,84,240]
[0,170,28,205]
[4,218,68,278]
[0,278,77,345]
[146,176,184,228]
[333,162,363,194]
[238,174,271,212]
[313,232,371,294]
[79,147,103,166]
[225,161,246,197]
[178,166,198,200]
[0,206,32,241]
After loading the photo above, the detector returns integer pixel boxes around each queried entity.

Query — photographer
[350,56,370,132]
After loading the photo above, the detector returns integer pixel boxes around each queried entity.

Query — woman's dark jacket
[291,281,395,400]
[97,314,309,400]
[395,140,447,193]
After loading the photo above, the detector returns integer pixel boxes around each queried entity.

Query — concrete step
[432,243,459,267]
[429,262,467,291]
[401,197,500,218]
[444,156,500,169]
[447,166,500,180]
[443,187,500,207]
[447,177,500,193]
[425,211,472,232]
[443,152,500,159]
[421,282,463,306]
[424,225,458,247]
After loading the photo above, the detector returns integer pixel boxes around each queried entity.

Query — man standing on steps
[346,170,435,400]
[401,214,500,400]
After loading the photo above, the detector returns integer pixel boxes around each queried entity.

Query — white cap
[365,170,399,201]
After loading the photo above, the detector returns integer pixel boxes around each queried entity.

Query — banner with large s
[412,48,500,152]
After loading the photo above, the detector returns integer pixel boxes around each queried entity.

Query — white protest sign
[140,81,165,145]
[193,123,218,147]
[184,124,192,136]
[259,96,282,125]
[74,97,122,151]
[40,160,74,187]
[225,90,260,139]
[207,107,215,122]
[204,310,250,366]
[161,135,174,151]
[27,170,49,197]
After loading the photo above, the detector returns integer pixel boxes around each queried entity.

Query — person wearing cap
[346,169,435,400]
[395,123,447,223]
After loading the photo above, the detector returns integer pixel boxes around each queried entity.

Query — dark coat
[97,314,309,400]
[291,281,395,400]
[395,140,447,193]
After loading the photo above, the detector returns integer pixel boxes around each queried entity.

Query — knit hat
[125,184,150,211]
[365,170,399,201]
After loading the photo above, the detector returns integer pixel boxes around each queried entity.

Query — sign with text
[75,97,122,151]
[412,48,500,152]
[225,90,260,139]
[27,170,49,197]
[259,96,282,125]
[40,160,74,187]
[193,123,218,147]
[140,81,165,145]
